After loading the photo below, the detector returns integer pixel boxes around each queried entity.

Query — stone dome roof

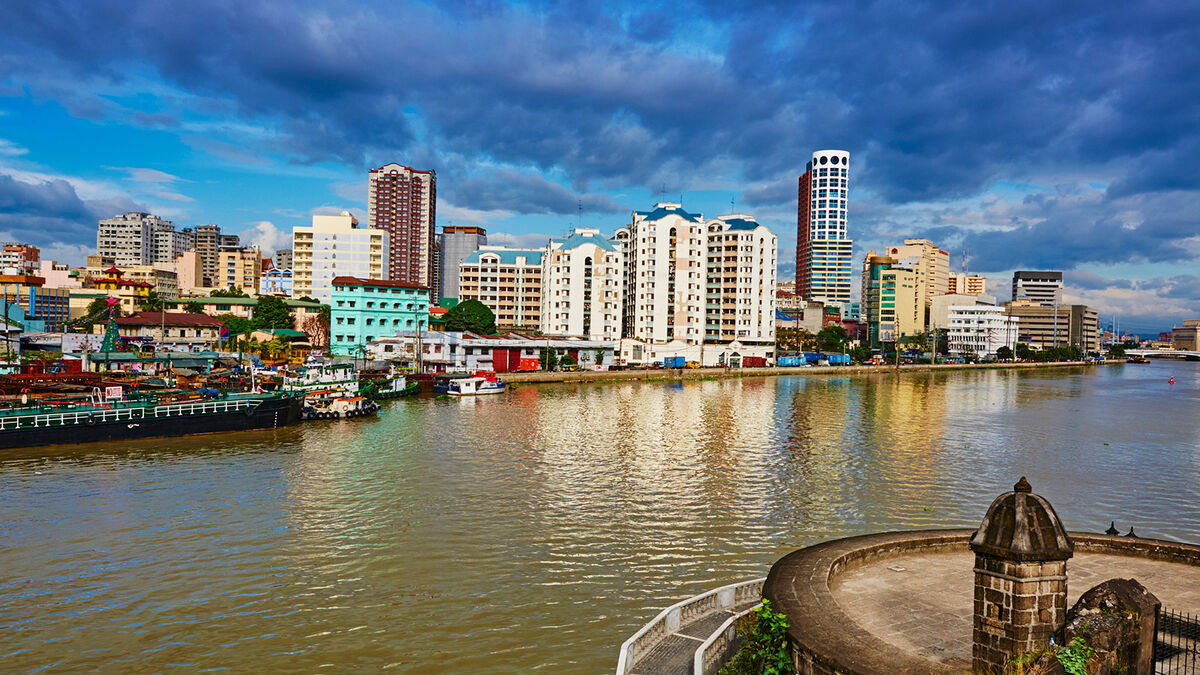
[969,477,1074,561]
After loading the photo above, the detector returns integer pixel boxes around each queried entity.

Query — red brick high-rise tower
[368,163,437,288]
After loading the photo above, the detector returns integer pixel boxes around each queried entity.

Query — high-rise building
[273,248,293,271]
[292,211,389,303]
[219,234,240,249]
[704,215,777,346]
[458,247,544,330]
[438,225,486,301]
[218,247,262,293]
[0,243,40,274]
[541,228,623,340]
[1011,271,1063,304]
[861,253,925,345]
[949,273,987,295]
[616,203,708,345]
[150,221,194,264]
[97,212,173,266]
[195,224,222,286]
[368,163,437,288]
[796,150,853,305]
[885,239,949,298]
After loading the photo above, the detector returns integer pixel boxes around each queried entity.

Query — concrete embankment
[502,360,1117,385]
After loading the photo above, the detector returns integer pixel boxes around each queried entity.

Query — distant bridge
[1126,349,1200,360]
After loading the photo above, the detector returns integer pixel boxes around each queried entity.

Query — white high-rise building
[616,203,709,345]
[796,150,853,304]
[1011,271,1063,305]
[97,212,170,266]
[947,305,1019,358]
[704,215,777,345]
[292,211,389,303]
[541,228,623,340]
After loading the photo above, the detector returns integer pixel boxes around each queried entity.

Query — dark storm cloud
[0,174,140,247]
[450,170,625,215]
[2,0,1199,270]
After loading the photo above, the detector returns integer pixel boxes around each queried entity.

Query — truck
[664,356,686,369]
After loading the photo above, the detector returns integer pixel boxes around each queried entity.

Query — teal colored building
[330,276,430,356]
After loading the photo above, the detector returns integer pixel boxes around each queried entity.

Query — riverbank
[503,359,1120,384]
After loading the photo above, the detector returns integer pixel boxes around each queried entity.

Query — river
[1,362,1198,673]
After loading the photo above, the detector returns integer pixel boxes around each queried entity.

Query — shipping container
[742,356,767,368]
[664,356,686,368]
[825,354,850,365]
[777,356,800,367]
[802,352,822,363]
[519,358,540,371]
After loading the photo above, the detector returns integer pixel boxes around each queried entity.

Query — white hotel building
[540,228,623,341]
[946,305,1019,358]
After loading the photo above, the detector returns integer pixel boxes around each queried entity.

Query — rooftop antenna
[658,183,667,200]
[730,195,736,214]
[578,199,582,229]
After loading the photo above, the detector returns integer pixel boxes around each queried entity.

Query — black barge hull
[0,396,302,450]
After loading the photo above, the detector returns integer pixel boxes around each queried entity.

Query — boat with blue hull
[0,390,302,450]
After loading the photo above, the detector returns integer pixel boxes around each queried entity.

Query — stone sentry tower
[970,477,1074,672]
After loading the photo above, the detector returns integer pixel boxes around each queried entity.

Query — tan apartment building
[218,247,262,294]
[1004,299,1099,352]
[703,215,777,345]
[948,272,987,295]
[292,211,389,303]
[458,247,543,331]
[885,238,949,298]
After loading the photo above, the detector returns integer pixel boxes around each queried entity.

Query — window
[347,318,356,325]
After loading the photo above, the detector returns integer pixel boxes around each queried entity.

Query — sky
[1,0,1198,334]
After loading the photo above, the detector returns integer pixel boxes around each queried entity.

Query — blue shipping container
[665,356,686,368]
[777,356,800,367]
[802,352,821,363]
[825,354,850,365]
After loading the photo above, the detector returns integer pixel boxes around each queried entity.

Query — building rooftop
[116,312,223,327]
[330,276,429,291]
[635,203,703,223]
[719,216,762,231]
[462,249,545,265]
[553,230,619,252]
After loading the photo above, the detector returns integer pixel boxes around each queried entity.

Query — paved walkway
[831,550,1200,668]
[628,601,758,675]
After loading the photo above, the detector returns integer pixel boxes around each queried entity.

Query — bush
[720,600,794,675]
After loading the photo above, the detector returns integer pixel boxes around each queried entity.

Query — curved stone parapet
[763,529,1200,675]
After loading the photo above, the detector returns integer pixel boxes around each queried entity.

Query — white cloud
[110,167,187,183]
[331,180,366,202]
[488,231,553,248]
[153,190,195,202]
[240,220,289,252]
[0,139,27,157]
[439,202,513,226]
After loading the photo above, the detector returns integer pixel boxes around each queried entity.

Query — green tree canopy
[183,301,205,313]
[1107,344,1127,358]
[995,346,1014,361]
[1015,343,1034,360]
[252,295,294,330]
[210,286,249,298]
[216,313,253,337]
[815,325,850,353]
[136,290,164,312]
[444,299,496,334]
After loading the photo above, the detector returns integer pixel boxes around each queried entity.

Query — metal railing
[616,577,764,675]
[694,602,762,675]
[1157,608,1200,674]
[0,398,260,430]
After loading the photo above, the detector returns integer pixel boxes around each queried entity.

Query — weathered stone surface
[1062,578,1160,675]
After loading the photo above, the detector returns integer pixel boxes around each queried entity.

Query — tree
[995,346,1014,362]
[1015,343,1034,361]
[252,295,294,330]
[444,299,496,334]
[183,300,205,313]
[561,352,577,367]
[210,286,249,298]
[300,307,330,349]
[848,344,871,363]
[216,313,253,337]
[136,290,164,312]
[935,328,951,356]
[1107,344,1126,358]
[540,346,559,371]
[815,325,850,353]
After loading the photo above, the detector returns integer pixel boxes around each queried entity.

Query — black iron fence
[1157,608,1200,674]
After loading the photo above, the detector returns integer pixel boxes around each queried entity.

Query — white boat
[283,363,360,396]
[435,374,507,396]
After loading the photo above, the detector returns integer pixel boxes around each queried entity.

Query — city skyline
[1,1,1197,332]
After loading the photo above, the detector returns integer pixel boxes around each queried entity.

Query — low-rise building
[329,276,430,356]
[616,337,774,367]
[1,273,71,331]
[929,293,997,331]
[1003,300,1100,353]
[100,312,223,351]
[0,243,40,274]
[366,331,615,373]
[946,305,1019,358]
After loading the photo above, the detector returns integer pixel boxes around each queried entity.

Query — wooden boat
[433,372,507,396]
[300,390,380,420]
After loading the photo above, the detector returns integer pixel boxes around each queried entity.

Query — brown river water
[1,362,1198,673]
